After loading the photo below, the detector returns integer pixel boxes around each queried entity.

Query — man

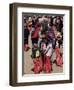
[24,17,32,51]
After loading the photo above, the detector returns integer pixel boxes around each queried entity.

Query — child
[32,44,43,74]
[40,39,52,73]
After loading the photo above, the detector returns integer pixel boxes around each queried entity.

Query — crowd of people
[24,14,63,74]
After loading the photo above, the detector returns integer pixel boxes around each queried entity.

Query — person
[24,19,30,51]
[24,16,33,51]
[31,23,41,45]
[38,17,48,47]
[47,25,56,49]
[31,23,41,58]
[40,38,52,73]
[55,31,63,66]
[56,16,63,33]
[32,44,43,74]
[32,15,37,28]
[39,22,53,73]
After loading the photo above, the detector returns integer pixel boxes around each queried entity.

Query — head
[53,17,56,25]
[56,16,61,24]
[27,21,32,31]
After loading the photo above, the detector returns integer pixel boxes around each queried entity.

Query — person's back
[24,28,29,45]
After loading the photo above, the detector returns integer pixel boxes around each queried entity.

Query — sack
[55,48,63,66]
[44,56,52,73]
[33,58,43,74]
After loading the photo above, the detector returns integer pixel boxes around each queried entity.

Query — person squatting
[24,15,63,74]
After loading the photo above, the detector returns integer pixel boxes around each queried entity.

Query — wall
[0,0,74,90]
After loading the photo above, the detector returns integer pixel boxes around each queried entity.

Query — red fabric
[33,56,52,73]
[33,58,43,74]
[44,56,52,73]
[55,48,63,66]
[31,27,40,39]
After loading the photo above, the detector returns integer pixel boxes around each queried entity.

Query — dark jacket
[24,28,29,44]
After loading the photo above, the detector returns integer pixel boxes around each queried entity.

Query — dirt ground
[24,48,63,74]
[24,35,63,74]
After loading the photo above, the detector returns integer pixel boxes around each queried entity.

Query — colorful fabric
[55,47,63,66]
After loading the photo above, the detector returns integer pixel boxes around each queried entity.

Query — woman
[55,31,63,66]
